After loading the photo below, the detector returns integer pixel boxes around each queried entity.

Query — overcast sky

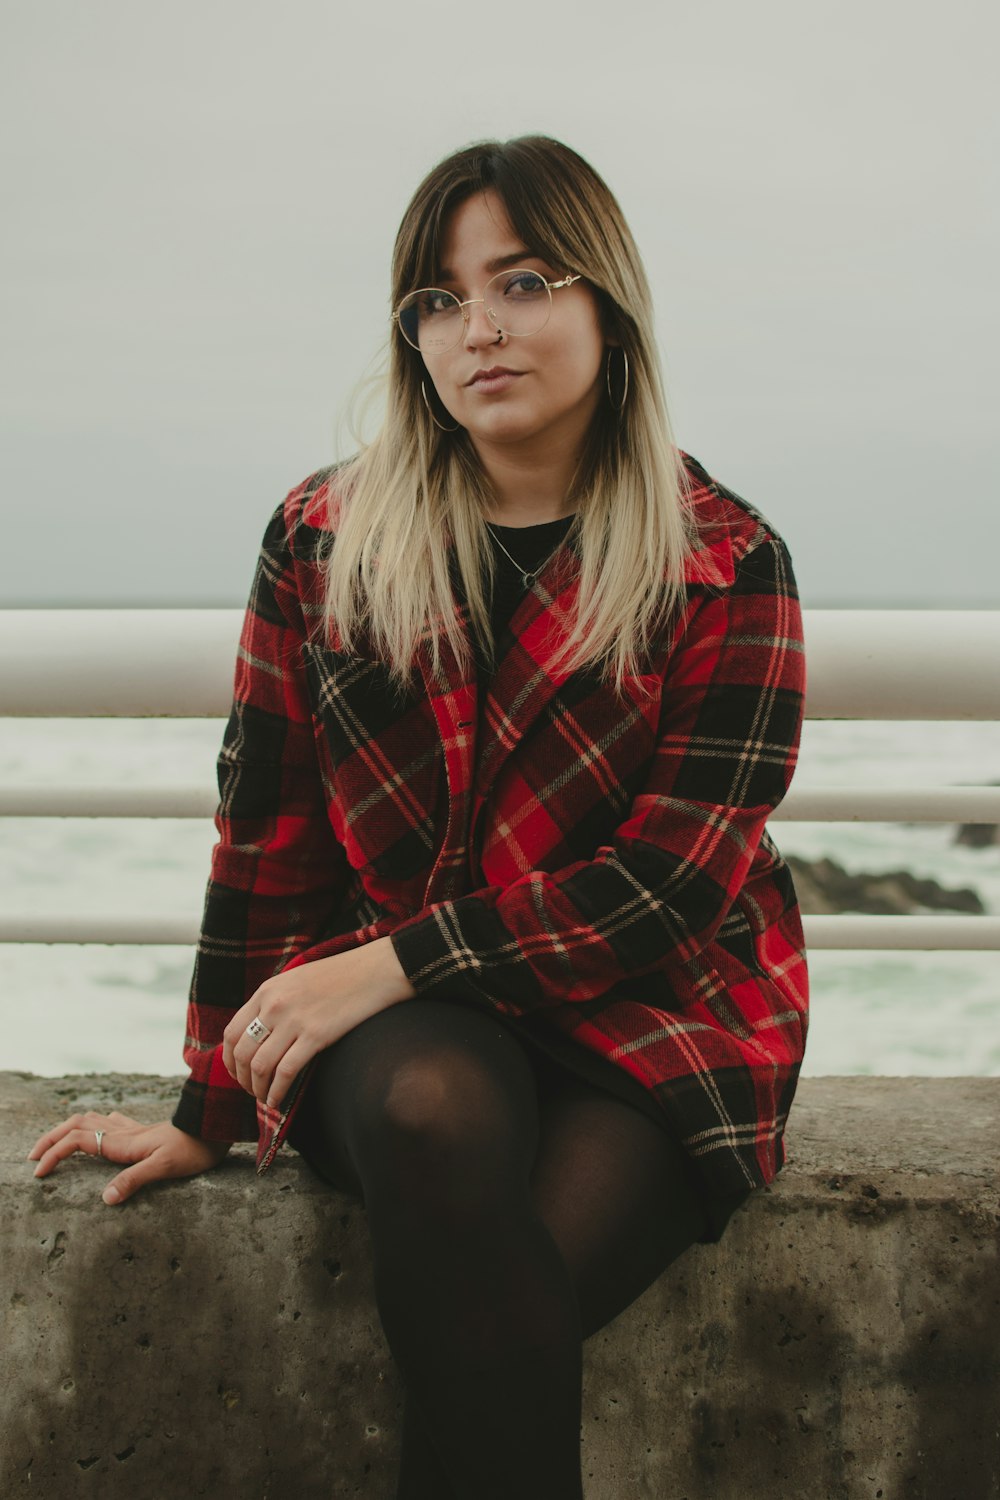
[2,0,997,609]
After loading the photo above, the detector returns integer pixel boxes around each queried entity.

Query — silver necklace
[485,522,570,590]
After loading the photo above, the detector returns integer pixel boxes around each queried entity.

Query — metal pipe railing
[2,610,998,950]
[3,609,1000,719]
[2,783,999,823]
[1,911,997,951]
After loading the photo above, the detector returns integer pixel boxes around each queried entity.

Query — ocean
[1,717,998,1080]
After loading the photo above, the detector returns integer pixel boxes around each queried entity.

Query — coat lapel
[415,540,578,902]
[473,560,577,800]
[414,504,738,903]
[414,619,478,904]
[469,579,577,888]
[475,503,740,798]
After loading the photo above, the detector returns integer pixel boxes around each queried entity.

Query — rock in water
[785,855,985,916]
[953,779,999,847]
[954,822,998,849]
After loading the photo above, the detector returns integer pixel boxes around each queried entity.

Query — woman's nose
[462,298,501,348]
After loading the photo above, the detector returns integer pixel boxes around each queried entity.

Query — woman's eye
[503,272,546,299]
[424,291,457,315]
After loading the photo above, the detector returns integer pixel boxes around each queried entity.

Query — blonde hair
[321,135,695,692]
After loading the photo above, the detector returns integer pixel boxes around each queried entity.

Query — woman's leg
[297,1000,586,1500]
[294,1005,712,1499]
[525,1060,710,1339]
[389,1059,713,1499]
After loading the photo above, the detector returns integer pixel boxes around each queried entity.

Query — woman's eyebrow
[435,249,546,281]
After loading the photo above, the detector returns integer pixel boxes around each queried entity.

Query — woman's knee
[313,1000,542,1188]
[359,1044,537,1180]
[378,1048,480,1134]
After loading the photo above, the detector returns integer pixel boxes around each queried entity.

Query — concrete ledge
[2,1073,998,1499]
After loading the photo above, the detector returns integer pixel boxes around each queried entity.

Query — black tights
[290,998,710,1499]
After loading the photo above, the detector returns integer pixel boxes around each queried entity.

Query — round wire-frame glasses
[393,269,581,354]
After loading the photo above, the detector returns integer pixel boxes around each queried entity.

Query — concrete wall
[2,1072,998,1500]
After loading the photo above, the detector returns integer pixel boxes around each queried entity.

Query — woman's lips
[467,368,523,393]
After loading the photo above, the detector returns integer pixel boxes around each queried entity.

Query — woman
[29,136,808,1498]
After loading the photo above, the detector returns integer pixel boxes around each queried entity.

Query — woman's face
[418,189,607,469]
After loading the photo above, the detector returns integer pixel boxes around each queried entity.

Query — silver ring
[95,1130,104,1158]
[245,1017,271,1042]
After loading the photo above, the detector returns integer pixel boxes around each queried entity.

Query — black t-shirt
[475,514,576,685]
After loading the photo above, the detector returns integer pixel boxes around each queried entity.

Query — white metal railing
[2,609,999,950]
[5,608,1000,720]
[5,911,996,951]
[3,782,999,825]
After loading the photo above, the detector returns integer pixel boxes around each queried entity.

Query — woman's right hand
[27,1112,232,1206]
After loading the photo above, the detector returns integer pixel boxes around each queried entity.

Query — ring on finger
[245,1017,271,1042]
[95,1129,104,1158]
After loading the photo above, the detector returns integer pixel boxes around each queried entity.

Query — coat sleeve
[172,496,351,1142]
[389,532,805,1015]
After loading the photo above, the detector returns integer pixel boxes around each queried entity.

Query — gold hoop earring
[421,380,459,433]
[606,347,629,416]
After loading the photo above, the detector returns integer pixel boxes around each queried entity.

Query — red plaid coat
[173,452,808,1199]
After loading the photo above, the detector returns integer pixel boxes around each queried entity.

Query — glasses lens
[397,289,463,352]
[484,270,551,338]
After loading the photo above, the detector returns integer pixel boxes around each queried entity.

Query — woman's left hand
[222,937,416,1111]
